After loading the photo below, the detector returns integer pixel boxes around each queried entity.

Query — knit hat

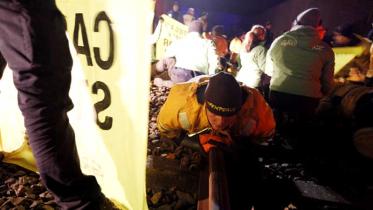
[212,25,224,36]
[188,20,203,33]
[205,72,242,116]
[295,8,321,27]
[335,24,354,38]
[200,11,208,18]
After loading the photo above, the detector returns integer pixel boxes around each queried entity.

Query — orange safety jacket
[157,77,276,145]
[204,33,229,58]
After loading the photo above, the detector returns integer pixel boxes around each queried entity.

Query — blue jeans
[169,67,205,83]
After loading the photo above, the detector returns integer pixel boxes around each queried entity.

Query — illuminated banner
[153,14,188,60]
[0,0,154,209]
[0,68,37,171]
[333,46,365,75]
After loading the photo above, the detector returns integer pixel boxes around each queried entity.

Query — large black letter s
[92,81,113,130]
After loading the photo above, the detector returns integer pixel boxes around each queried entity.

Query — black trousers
[0,1,102,209]
[225,144,261,210]
[269,90,320,149]
[225,139,287,210]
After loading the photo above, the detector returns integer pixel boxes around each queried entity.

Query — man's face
[206,109,237,131]
[173,4,179,12]
[333,32,351,45]
[188,8,195,15]
[253,28,266,41]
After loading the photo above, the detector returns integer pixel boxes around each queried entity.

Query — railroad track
[146,83,373,210]
[146,141,373,210]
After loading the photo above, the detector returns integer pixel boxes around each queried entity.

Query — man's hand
[199,131,233,153]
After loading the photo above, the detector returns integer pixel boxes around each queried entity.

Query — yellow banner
[0,1,154,209]
[153,14,188,60]
[333,45,365,75]
[0,68,35,170]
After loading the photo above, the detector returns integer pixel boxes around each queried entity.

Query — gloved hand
[199,131,233,153]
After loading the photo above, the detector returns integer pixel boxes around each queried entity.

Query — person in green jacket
[266,8,335,148]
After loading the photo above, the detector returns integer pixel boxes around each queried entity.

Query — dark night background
[155,0,373,39]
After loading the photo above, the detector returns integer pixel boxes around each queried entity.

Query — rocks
[147,84,203,170]
[147,187,196,210]
[0,162,58,209]
[150,191,163,205]
[263,160,308,181]
[147,84,201,209]
[148,84,170,150]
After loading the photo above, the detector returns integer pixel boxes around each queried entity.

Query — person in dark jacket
[264,21,274,48]
[332,24,360,47]
[167,1,181,22]
[0,1,115,209]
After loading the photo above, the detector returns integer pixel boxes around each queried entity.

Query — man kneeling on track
[157,72,276,209]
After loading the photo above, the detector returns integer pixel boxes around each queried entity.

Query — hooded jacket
[164,32,219,75]
[157,77,275,144]
[267,25,335,98]
[236,42,267,88]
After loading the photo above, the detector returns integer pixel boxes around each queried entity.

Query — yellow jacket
[157,78,276,144]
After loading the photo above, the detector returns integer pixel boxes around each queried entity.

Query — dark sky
[179,0,286,16]
[175,0,286,37]
[168,0,373,38]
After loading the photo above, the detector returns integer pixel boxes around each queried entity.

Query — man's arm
[264,36,282,77]
[157,108,182,139]
[156,84,188,139]
[206,39,219,75]
[242,88,276,145]
[254,45,267,73]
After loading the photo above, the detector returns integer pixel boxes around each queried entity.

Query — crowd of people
[154,3,373,209]
[158,1,373,88]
